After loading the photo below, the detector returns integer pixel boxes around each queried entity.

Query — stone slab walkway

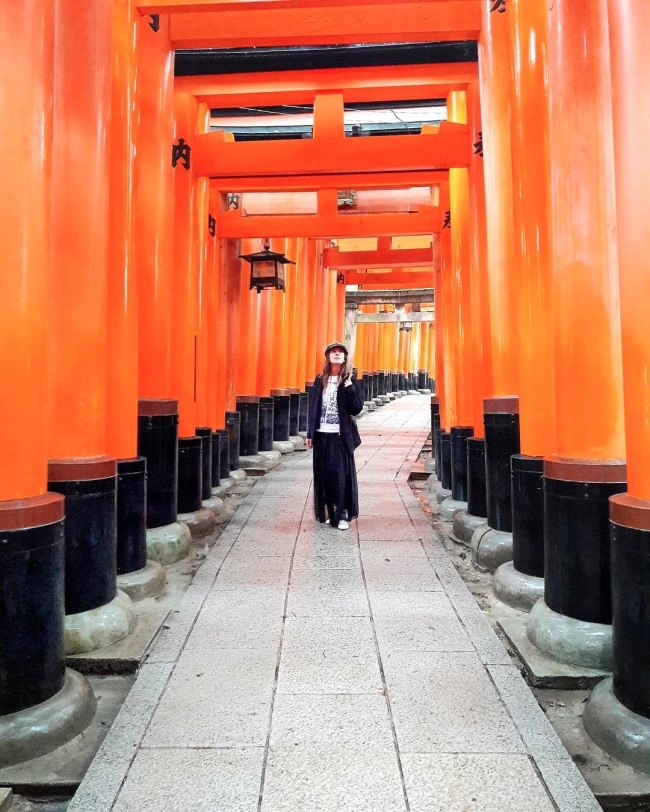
[68,395,600,812]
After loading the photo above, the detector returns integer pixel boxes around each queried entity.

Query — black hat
[324,342,348,357]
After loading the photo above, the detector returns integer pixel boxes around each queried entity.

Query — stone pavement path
[69,395,600,812]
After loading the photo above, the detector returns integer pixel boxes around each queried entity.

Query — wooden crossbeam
[162,3,482,48]
[345,269,434,286]
[324,245,433,269]
[209,171,446,193]
[193,123,470,179]
[175,63,477,109]
[215,207,441,238]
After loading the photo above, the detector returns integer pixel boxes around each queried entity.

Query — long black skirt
[312,432,359,528]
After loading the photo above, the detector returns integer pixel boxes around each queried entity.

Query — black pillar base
[48,457,118,617]
[211,431,221,488]
[116,456,147,576]
[225,411,241,470]
[177,437,202,514]
[236,396,260,457]
[511,454,544,578]
[258,397,274,452]
[0,495,66,714]
[439,431,452,491]
[467,437,488,518]
[484,396,520,533]
[137,398,179,528]
[451,426,473,502]
[195,427,213,500]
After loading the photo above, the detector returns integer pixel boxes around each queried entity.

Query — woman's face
[328,348,346,365]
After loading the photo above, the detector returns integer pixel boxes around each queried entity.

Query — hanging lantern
[238,239,295,293]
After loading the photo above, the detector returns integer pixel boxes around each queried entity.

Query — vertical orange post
[255,278,274,395]
[223,239,242,411]
[206,187,221,427]
[194,103,211,429]
[171,91,200,437]
[106,0,138,462]
[448,90,474,426]
[236,238,260,395]
[467,81,491,439]
[314,261,329,370]
[608,0,650,500]
[479,1,519,398]
[438,181,456,430]
[135,15,175,399]
[335,272,346,344]
[285,237,301,388]
[0,0,54,502]
[48,0,112,462]
[546,2,623,463]
[295,239,310,388]
[509,0,556,458]
[527,0,625,669]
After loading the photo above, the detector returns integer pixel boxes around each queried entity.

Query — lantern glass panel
[254,259,277,279]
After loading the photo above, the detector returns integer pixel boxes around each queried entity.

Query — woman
[306,342,364,530]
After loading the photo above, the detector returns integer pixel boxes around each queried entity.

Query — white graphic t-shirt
[318,376,340,433]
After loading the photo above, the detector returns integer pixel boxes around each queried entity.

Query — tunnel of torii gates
[1,0,650,775]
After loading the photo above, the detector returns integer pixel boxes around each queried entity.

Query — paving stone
[143,649,277,748]
[112,747,264,812]
[214,557,292,590]
[371,592,474,652]
[383,651,527,754]
[401,753,556,812]
[359,539,429,558]
[362,557,444,592]
[357,516,423,541]
[261,747,407,812]
[269,693,395,749]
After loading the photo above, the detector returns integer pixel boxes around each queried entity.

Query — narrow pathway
[69,396,599,812]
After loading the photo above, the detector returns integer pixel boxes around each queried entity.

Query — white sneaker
[338,520,349,531]
[325,519,330,525]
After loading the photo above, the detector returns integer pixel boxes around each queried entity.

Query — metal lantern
[238,239,295,293]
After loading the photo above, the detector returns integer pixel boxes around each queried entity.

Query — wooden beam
[165,3,482,48]
[345,269,434,285]
[210,171,446,193]
[215,207,441,238]
[193,123,470,178]
[324,246,433,268]
[175,63,478,109]
[140,0,477,11]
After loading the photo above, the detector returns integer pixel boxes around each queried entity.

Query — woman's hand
[306,437,313,448]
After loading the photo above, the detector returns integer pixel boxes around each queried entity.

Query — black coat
[307,375,364,455]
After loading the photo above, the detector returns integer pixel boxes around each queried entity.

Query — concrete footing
[439,497,468,521]
[470,524,513,572]
[65,590,136,655]
[203,496,225,516]
[290,435,306,451]
[146,521,191,565]
[0,789,11,810]
[273,440,295,455]
[527,599,613,671]
[493,561,544,612]
[417,388,432,395]
[583,676,650,775]
[453,510,487,546]
[177,506,216,538]
[0,668,96,769]
[238,453,264,470]
[426,479,452,505]
[214,479,233,495]
[259,450,282,468]
[423,457,436,474]
[230,468,248,482]
[116,560,166,602]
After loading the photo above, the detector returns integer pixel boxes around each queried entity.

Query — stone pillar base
[214,479,233,495]
[238,453,264,470]
[364,400,377,411]
[258,450,282,468]
[431,482,452,504]
[64,590,136,655]
[583,676,650,775]
[399,390,408,396]
[527,599,612,670]
[290,435,306,451]
[203,496,225,516]
[273,440,295,454]
[379,395,391,404]
[453,510,487,545]
[117,560,166,602]
[177,506,216,538]
[493,561,544,612]
[0,669,96,768]
[470,525,513,572]
[230,469,248,481]
[439,497,468,521]
[146,521,191,565]
[407,389,420,395]
[423,458,436,474]
[417,388,432,395]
